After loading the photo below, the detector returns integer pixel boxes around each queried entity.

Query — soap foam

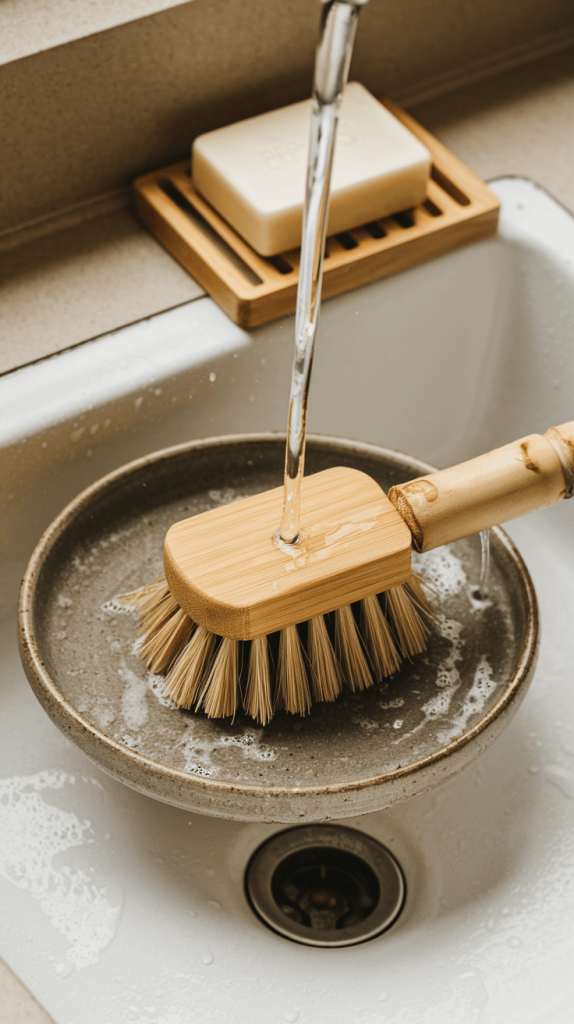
[414,548,467,598]
[437,655,497,744]
[352,717,381,731]
[119,664,149,730]
[395,614,464,747]
[102,598,136,615]
[90,699,116,730]
[178,726,277,776]
[208,488,236,505]
[0,770,122,971]
[146,670,178,709]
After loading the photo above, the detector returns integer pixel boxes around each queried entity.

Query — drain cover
[245,825,405,947]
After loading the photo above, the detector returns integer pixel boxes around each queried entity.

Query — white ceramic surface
[1,177,574,1022]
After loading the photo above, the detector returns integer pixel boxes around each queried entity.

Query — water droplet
[528,765,541,775]
[155,990,163,997]
[284,1011,300,1023]
[208,899,221,909]
[209,372,216,382]
[379,990,390,1001]
[202,952,214,965]
[545,765,574,799]
[55,962,73,978]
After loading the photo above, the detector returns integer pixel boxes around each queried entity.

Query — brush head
[121,572,430,724]
[164,466,413,640]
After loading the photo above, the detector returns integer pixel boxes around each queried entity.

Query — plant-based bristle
[334,605,372,692]
[163,626,216,708]
[307,615,342,702]
[199,638,239,718]
[386,584,430,657]
[277,625,311,715]
[125,575,432,721]
[405,574,433,614]
[139,591,180,639]
[361,594,401,677]
[245,636,273,725]
[141,606,195,673]
[117,574,170,614]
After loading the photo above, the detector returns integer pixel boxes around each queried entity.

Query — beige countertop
[0,960,54,1024]
[409,45,574,214]
[0,0,192,65]
[1,45,573,379]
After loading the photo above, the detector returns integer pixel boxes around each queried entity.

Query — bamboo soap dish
[134,99,500,329]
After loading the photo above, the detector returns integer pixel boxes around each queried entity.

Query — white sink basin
[1,177,574,1022]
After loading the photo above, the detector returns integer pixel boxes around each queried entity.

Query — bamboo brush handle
[388,421,574,553]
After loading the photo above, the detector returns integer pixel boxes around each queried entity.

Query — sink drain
[245,825,405,947]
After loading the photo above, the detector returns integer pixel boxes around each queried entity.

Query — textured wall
[1,0,573,232]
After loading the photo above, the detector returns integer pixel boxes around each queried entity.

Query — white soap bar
[192,82,431,257]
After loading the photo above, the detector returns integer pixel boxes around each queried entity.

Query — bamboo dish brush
[118,0,574,724]
[119,422,574,723]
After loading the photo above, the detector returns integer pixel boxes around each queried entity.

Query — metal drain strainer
[245,825,405,946]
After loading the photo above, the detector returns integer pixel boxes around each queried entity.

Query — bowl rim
[18,431,539,803]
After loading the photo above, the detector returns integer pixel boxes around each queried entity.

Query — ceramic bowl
[18,433,538,822]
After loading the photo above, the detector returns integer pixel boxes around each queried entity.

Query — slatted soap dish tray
[134,98,500,329]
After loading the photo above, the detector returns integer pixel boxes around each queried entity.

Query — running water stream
[478,529,491,600]
[278,0,369,545]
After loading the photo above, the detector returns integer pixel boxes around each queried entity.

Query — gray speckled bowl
[19,433,538,822]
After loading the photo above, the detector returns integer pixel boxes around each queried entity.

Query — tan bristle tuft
[386,583,430,657]
[244,636,273,725]
[140,606,195,673]
[277,625,311,715]
[116,574,170,614]
[334,605,372,692]
[405,574,433,614]
[307,616,342,702]
[163,626,216,708]
[360,594,401,678]
[122,567,433,721]
[198,637,239,719]
[139,591,180,639]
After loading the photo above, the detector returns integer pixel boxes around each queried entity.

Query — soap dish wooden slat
[134,99,500,329]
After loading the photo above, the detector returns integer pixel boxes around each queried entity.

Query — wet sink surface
[1,178,574,1022]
